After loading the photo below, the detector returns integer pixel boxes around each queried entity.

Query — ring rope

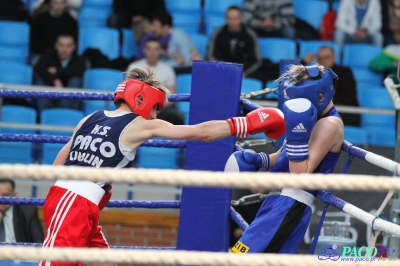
[0,164,397,191]
[230,206,249,230]
[342,140,400,175]
[0,196,181,209]
[0,246,394,265]
[0,242,176,250]
[0,134,187,148]
[315,190,400,238]
[0,89,190,102]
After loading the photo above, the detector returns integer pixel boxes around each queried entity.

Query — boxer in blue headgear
[282,65,338,117]
[226,64,344,254]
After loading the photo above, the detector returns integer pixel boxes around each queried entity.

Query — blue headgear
[282,65,338,117]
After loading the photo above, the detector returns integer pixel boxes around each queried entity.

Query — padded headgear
[114,78,165,118]
[282,66,337,117]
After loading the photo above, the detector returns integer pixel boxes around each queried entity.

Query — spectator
[126,38,184,125]
[385,0,400,45]
[334,0,383,48]
[303,46,361,127]
[34,33,86,111]
[369,34,400,81]
[0,178,44,243]
[136,11,202,70]
[243,0,296,39]
[107,0,166,45]
[207,6,267,82]
[31,0,82,19]
[0,0,29,21]
[30,0,78,61]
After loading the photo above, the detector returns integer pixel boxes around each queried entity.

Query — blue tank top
[271,106,342,174]
[65,110,139,169]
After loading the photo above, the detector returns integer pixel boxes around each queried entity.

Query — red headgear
[114,78,165,118]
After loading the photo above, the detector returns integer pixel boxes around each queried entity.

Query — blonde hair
[126,66,170,103]
[276,64,326,84]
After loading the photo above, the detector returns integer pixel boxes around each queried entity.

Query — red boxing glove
[227,107,286,138]
[98,184,112,211]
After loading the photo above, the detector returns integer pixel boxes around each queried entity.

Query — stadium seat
[0,21,30,59]
[0,105,37,164]
[190,33,208,58]
[82,68,125,115]
[357,86,395,129]
[351,67,382,86]
[298,40,341,64]
[78,27,120,60]
[83,68,124,90]
[241,78,263,98]
[0,105,36,135]
[343,126,368,146]
[176,74,192,124]
[81,0,113,8]
[342,44,382,69]
[205,15,226,37]
[121,28,138,60]
[265,80,279,100]
[137,145,181,169]
[258,38,297,63]
[171,12,201,34]
[0,61,33,85]
[293,0,329,30]
[0,46,28,64]
[367,126,395,147]
[78,7,111,28]
[165,0,202,14]
[203,0,243,16]
[0,260,37,266]
[40,108,84,165]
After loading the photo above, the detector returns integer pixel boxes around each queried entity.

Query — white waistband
[270,188,315,206]
[55,180,105,205]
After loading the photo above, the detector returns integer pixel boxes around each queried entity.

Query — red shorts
[39,180,108,266]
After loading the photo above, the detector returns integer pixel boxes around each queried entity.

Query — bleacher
[0,0,394,171]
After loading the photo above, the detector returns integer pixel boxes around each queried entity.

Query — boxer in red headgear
[40,66,287,266]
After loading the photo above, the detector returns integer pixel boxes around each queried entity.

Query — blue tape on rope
[371,212,388,235]
[240,98,262,111]
[342,140,368,160]
[0,196,181,209]
[0,90,190,102]
[0,134,187,148]
[0,242,176,250]
[229,206,249,231]
[309,191,334,254]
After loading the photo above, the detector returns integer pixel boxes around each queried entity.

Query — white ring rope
[1,163,399,264]
[0,246,396,265]
[0,164,398,191]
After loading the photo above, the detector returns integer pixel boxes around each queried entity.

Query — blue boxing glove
[283,98,317,162]
[224,149,270,172]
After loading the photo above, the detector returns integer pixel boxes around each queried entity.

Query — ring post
[177,61,243,251]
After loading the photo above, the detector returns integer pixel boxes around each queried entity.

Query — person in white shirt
[334,0,383,47]
[127,38,185,124]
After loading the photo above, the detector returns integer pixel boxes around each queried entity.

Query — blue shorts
[231,192,312,254]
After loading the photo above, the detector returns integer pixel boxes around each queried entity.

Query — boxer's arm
[123,108,285,149]
[53,140,72,165]
[297,116,343,173]
[52,115,89,165]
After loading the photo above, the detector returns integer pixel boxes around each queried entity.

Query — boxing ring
[0,60,400,265]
